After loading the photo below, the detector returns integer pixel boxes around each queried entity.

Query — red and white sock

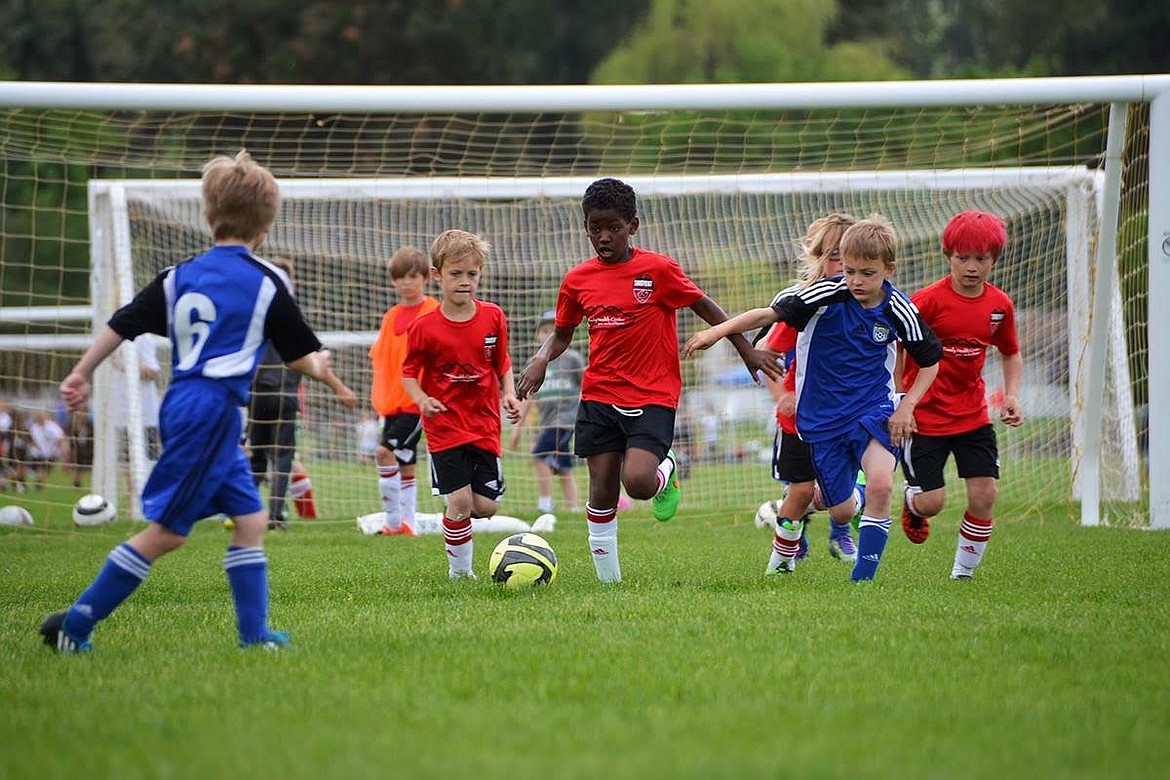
[586,504,620,583]
[443,516,473,577]
[378,464,402,528]
[954,511,993,574]
[400,475,417,526]
[767,518,803,571]
[653,456,675,496]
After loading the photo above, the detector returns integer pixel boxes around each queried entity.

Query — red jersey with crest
[902,277,1019,436]
[402,301,512,455]
[556,247,703,409]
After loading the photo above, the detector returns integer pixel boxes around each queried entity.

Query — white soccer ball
[754,499,780,530]
[73,494,116,527]
[0,505,34,526]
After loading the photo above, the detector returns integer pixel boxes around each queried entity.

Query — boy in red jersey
[516,178,780,583]
[899,210,1024,579]
[369,247,440,536]
[401,230,521,579]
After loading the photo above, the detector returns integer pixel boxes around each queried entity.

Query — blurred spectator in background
[28,408,65,488]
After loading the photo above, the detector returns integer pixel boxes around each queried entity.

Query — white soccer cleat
[356,512,385,536]
[532,513,557,533]
[950,563,975,580]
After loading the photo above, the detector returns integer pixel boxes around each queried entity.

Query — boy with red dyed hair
[899,210,1024,579]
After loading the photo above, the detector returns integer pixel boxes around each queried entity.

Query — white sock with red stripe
[378,464,402,529]
[443,516,474,577]
[586,504,620,583]
[653,457,675,496]
[954,511,993,576]
[767,518,803,571]
[401,475,417,526]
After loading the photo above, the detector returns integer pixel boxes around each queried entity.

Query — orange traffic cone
[290,462,318,519]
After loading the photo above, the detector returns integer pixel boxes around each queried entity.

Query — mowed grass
[1,479,1168,780]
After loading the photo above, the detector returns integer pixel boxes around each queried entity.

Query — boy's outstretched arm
[287,350,357,409]
[684,296,783,382]
[517,324,574,400]
[60,326,126,411]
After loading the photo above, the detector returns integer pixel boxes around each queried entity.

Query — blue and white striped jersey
[108,245,321,405]
[770,277,942,443]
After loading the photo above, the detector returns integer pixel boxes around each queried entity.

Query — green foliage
[2,477,1168,779]
[0,0,649,85]
[591,0,905,85]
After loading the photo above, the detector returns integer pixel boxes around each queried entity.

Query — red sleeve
[658,257,704,309]
[765,322,797,353]
[992,296,1021,357]
[495,307,512,376]
[401,318,426,380]
[555,274,584,329]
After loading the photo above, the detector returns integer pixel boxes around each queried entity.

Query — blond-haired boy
[42,151,354,653]
[685,216,943,582]
[401,229,521,579]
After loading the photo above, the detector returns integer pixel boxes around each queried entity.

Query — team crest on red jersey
[632,275,654,304]
[989,309,1005,334]
[484,334,498,359]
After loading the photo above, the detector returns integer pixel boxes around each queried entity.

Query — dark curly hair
[581,178,637,221]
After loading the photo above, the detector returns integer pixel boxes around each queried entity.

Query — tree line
[1,0,1166,86]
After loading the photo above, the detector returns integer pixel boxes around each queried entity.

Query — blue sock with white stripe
[224,546,269,644]
[851,516,891,582]
[65,543,152,641]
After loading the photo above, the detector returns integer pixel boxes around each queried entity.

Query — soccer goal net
[0,78,1165,529]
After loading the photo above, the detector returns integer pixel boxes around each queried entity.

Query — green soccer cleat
[651,449,681,521]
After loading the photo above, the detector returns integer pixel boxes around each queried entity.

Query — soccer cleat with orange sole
[901,500,931,544]
[378,520,417,537]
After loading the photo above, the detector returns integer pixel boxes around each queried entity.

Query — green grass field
[2,475,1168,780]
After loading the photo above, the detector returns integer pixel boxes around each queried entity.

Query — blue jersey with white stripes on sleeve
[108,245,321,406]
[770,277,942,443]
[104,244,322,530]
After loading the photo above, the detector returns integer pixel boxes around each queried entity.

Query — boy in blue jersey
[685,217,942,581]
[41,151,355,653]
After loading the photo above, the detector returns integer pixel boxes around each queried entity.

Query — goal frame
[2,74,1167,529]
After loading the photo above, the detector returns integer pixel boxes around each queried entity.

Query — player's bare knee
[470,497,500,519]
[914,488,947,517]
[624,477,657,500]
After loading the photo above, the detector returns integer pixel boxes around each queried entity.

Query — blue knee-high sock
[851,517,891,582]
[224,546,269,644]
[65,543,152,641]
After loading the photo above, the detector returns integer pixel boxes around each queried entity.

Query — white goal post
[0,75,1167,529]
[88,167,1140,525]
